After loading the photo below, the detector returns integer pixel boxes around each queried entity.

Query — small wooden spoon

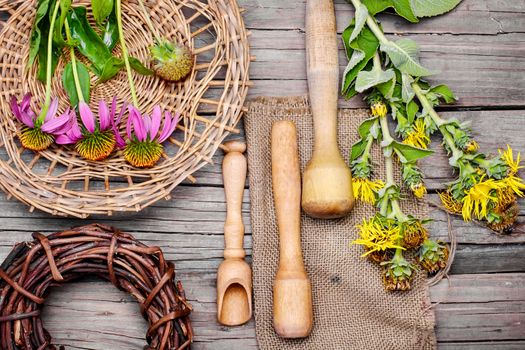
[217,141,252,326]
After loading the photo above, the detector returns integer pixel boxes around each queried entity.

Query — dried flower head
[150,40,194,82]
[418,239,449,274]
[381,254,416,291]
[401,219,429,249]
[439,190,463,214]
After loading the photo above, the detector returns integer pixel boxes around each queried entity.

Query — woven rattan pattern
[0,224,193,349]
[0,0,250,217]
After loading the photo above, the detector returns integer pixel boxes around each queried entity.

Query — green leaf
[53,0,71,47]
[342,24,379,97]
[406,100,419,123]
[361,0,418,23]
[101,10,119,50]
[68,7,113,76]
[377,74,396,100]
[401,73,415,103]
[36,20,62,82]
[349,3,369,43]
[97,56,125,83]
[410,0,462,18]
[361,0,392,15]
[355,67,395,92]
[358,117,379,138]
[380,38,434,76]
[430,84,457,104]
[92,0,114,24]
[392,0,418,23]
[62,61,91,107]
[28,0,51,69]
[393,141,433,163]
[129,57,154,75]
[351,139,368,161]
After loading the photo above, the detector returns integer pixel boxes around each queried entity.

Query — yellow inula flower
[353,217,404,257]
[439,191,463,214]
[402,119,430,149]
[352,178,385,204]
[464,140,479,153]
[501,175,525,198]
[462,177,506,221]
[411,182,427,199]
[500,145,522,175]
[371,102,387,118]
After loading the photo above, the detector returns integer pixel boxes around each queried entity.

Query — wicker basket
[0,0,251,218]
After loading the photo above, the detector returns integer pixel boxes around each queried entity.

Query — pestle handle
[306,0,339,153]
[222,141,247,259]
[271,121,313,338]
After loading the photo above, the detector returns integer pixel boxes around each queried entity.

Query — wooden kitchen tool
[217,141,253,326]
[271,121,314,338]
[302,0,354,219]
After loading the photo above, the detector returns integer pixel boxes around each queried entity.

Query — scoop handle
[222,141,247,259]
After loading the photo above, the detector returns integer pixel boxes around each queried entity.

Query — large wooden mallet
[272,121,313,338]
[302,0,355,219]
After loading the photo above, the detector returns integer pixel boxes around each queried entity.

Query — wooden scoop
[271,121,313,338]
[217,141,252,326]
[302,0,354,219]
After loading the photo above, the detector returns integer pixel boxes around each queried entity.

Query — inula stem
[64,19,85,104]
[116,0,139,107]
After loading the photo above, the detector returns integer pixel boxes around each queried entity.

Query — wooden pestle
[271,121,313,338]
[217,141,252,326]
[302,0,355,219]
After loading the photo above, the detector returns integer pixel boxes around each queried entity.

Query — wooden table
[1,0,524,349]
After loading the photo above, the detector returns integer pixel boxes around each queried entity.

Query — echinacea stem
[116,0,139,107]
[39,0,62,123]
[137,0,162,43]
[64,19,85,104]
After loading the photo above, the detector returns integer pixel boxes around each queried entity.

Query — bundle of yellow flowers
[351,96,449,291]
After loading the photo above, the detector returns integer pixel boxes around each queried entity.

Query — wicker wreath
[0,224,193,349]
[0,0,251,218]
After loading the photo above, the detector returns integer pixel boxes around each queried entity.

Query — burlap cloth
[244,96,436,350]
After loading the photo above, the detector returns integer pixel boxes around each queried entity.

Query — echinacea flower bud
[417,239,449,274]
[150,40,194,82]
[381,254,416,291]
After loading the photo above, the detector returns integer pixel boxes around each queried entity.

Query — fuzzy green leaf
[406,100,419,123]
[342,24,379,97]
[410,0,462,18]
[392,0,419,23]
[349,3,369,43]
[380,39,434,76]
[92,0,114,24]
[351,139,368,161]
[356,67,396,92]
[62,61,91,108]
[358,117,379,138]
[393,141,433,163]
[361,0,392,15]
[430,84,457,104]
[401,73,415,103]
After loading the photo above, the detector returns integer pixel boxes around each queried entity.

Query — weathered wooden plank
[24,273,523,349]
[439,341,525,349]
[451,244,525,274]
[246,33,525,108]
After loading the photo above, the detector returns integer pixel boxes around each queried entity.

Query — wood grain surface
[1,0,524,349]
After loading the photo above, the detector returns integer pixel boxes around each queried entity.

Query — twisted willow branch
[0,224,193,349]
